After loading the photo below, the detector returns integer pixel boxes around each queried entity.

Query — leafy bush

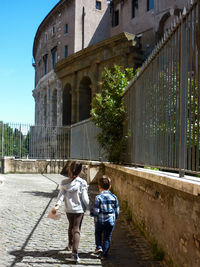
[91,65,135,163]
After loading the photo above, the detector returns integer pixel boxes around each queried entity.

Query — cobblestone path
[0,174,164,267]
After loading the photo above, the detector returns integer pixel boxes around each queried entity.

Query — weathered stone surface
[104,163,200,267]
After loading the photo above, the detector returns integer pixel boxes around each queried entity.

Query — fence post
[179,15,187,177]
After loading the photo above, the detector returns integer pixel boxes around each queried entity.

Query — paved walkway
[0,174,164,267]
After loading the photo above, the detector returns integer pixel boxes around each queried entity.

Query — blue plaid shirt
[92,190,119,224]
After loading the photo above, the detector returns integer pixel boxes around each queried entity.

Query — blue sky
[0,1,59,124]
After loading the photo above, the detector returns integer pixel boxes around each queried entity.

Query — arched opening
[63,83,72,125]
[156,12,170,42]
[52,89,57,126]
[44,92,47,125]
[35,92,40,125]
[156,9,182,42]
[79,77,92,121]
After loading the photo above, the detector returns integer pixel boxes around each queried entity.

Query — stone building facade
[32,0,188,127]
[110,0,188,55]
[33,0,110,126]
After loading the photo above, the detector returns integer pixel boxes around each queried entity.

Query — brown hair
[68,161,82,179]
[98,175,111,190]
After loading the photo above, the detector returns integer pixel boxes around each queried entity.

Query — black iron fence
[124,1,200,176]
[0,122,70,160]
[0,120,102,161]
[70,119,105,161]
[29,125,70,159]
[0,122,30,159]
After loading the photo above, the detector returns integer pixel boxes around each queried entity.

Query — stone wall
[1,157,69,174]
[104,163,200,267]
[1,158,102,181]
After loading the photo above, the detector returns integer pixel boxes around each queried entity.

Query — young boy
[91,175,119,259]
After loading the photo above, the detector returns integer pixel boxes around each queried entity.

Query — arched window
[44,93,47,125]
[63,84,72,125]
[79,77,92,121]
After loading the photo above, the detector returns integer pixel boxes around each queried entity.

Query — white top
[56,176,90,213]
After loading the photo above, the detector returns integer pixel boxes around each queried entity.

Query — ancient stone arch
[78,76,92,122]
[55,33,143,125]
[63,83,72,126]
[44,92,47,125]
[156,9,182,42]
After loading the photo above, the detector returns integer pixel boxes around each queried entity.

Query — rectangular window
[96,1,101,10]
[64,45,68,58]
[51,47,57,68]
[64,24,68,34]
[43,54,48,75]
[147,0,154,11]
[112,10,119,27]
[52,25,56,34]
[132,0,138,18]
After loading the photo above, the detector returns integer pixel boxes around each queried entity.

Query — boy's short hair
[98,175,111,190]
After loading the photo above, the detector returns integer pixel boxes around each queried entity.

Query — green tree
[91,65,135,163]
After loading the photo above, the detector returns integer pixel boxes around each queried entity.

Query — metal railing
[124,1,200,176]
[70,119,105,161]
[0,120,101,161]
[0,122,30,159]
[0,122,70,160]
[29,125,70,159]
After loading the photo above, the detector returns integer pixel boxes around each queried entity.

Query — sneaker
[93,248,103,254]
[71,253,80,263]
[66,244,72,251]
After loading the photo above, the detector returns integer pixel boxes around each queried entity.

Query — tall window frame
[51,47,57,68]
[96,1,102,10]
[132,0,138,18]
[64,24,68,34]
[52,25,56,35]
[64,45,68,58]
[112,10,119,27]
[147,0,154,11]
[43,54,48,75]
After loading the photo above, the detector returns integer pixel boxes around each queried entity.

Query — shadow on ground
[10,249,101,266]
[22,189,59,198]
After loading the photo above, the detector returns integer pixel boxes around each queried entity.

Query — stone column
[90,61,100,94]
[36,92,40,125]
[32,90,37,125]
[46,86,51,126]
[48,88,53,126]
[57,80,62,126]
[41,88,46,126]
[38,89,43,125]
